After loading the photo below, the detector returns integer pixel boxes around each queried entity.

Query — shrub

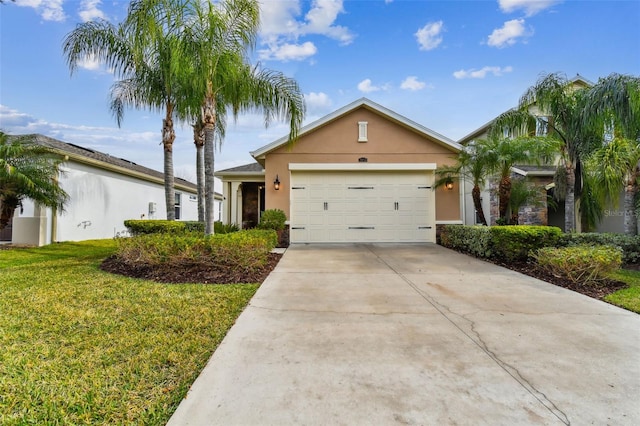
[124,220,186,236]
[214,221,239,234]
[562,233,640,265]
[257,209,287,231]
[115,229,277,272]
[489,226,563,262]
[533,245,622,286]
[184,221,205,233]
[440,225,492,258]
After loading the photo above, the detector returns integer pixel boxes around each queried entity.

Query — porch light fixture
[445,178,454,191]
[274,175,280,190]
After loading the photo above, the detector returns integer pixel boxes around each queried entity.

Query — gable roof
[216,162,264,174]
[458,74,594,145]
[13,134,199,192]
[251,98,461,160]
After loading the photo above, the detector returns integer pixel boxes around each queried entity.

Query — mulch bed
[100,253,282,284]
[487,257,628,300]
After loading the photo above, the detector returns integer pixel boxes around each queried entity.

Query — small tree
[0,133,68,229]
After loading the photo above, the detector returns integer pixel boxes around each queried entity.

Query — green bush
[489,226,563,262]
[124,220,186,236]
[562,233,640,264]
[115,229,277,271]
[533,245,622,286]
[439,224,562,262]
[184,221,205,233]
[214,221,239,234]
[440,225,492,258]
[257,209,287,231]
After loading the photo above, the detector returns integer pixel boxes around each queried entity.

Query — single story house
[216,98,464,243]
[3,134,221,246]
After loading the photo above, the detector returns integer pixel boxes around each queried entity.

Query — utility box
[148,202,157,215]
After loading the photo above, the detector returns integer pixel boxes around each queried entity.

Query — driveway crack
[365,245,571,426]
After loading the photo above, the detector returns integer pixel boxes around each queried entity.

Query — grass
[0,240,258,425]
[606,269,640,314]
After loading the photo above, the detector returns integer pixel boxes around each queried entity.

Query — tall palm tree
[63,0,189,220]
[493,73,602,232]
[0,133,68,229]
[185,0,305,234]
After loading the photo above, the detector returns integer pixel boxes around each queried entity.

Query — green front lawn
[607,269,640,314]
[0,240,258,425]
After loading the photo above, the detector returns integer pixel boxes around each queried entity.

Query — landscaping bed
[488,257,628,301]
[101,252,282,284]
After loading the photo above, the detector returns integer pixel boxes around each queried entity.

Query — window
[174,192,181,220]
[358,121,368,142]
[535,116,549,136]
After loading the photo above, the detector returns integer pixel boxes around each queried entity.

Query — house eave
[251,98,461,160]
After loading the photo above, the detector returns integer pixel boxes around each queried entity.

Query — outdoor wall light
[274,175,280,190]
[445,178,454,191]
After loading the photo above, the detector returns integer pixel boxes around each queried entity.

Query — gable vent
[358,121,368,142]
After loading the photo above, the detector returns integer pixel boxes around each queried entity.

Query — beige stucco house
[216,98,463,243]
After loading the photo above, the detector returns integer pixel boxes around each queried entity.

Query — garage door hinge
[348,186,374,189]
[348,226,375,230]
[418,186,432,189]
[291,186,305,190]
[418,226,433,229]
[291,227,306,230]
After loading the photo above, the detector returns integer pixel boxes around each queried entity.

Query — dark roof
[217,162,264,173]
[11,134,197,191]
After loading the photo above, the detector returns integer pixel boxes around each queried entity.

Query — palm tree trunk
[203,96,216,235]
[163,105,176,221]
[472,185,487,226]
[624,182,637,236]
[565,163,576,233]
[193,122,205,222]
[498,176,511,222]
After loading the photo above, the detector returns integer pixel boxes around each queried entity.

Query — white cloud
[487,19,530,48]
[400,76,430,91]
[78,0,106,22]
[258,41,318,62]
[304,92,332,115]
[357,79,383,93]
[453,66,513,79]
[498,0,561,17]
[415,21,444,51]
[259,0,354,62]
[15,0,66,22]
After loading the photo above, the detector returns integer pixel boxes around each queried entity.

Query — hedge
[439,225,562,262]
[115,229,277,271]
[562,233,640,265]
[533,245,622,285]
[124,219,186,236]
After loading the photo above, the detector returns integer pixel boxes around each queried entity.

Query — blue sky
[1,0,639,188]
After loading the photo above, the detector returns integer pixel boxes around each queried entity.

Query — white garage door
[290,170,435,243]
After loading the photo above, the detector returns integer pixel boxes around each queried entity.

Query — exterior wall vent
[358,121,368,142]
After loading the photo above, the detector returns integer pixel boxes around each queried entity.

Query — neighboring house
[216,98,463,243]
[4,134,222,246]
[455,74,626,232]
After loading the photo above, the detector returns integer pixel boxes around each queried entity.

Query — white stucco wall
[15,160,202,244]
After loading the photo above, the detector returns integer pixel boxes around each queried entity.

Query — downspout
[460,174,466,225]
[51,206,57,244]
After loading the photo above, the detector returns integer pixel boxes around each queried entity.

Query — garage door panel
[290,170,435,243]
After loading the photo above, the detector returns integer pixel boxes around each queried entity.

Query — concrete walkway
[168,244,640,425]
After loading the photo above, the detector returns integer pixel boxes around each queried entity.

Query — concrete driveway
[168,244,640,426]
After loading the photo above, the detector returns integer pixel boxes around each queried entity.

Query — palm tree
[0,133,68,229]
[480,134,558,224]
[587,138,640,235]
[185,0,305,235]
[63,0,189,221]
[435,146,490,225]
[494,73,602,232]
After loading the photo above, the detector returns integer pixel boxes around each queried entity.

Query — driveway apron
[167,244,640,426]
